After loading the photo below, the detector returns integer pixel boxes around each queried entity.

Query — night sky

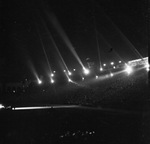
[1,0,148,82]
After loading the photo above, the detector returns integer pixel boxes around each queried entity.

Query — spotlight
[63,70,66,72]
[110,62,114,65]
[113,66,116,69]
[68,78,72,82]
[125,65,133,75]
[96,75,98,79]
[38,79,42,84]
[51,79,55,84]
[83,68,90,75]
[73,69,76,71]
[110,73,113,77]
[51,73,54,77]
[68,71,72,76]
[145,64,150,71]
[103,64,106,66]
[0,104,5,109]
[100,67,103,71]
[82,77,84,81]
[119,61,122,63]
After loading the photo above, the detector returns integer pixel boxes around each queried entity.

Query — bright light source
[125,65,133,75]
[51,73,54,77]
[73,69,76,71]
[53,71,56,73]
[0,104,4,109]
[68,71,72,76]
[96,75,98,79]
[83,68,90,75]
[38,79,42,84]
[103,64,106,66]
[51,79,55,84]
[113,66,116,69]
[68,78,72,82]
[110,62,114,65]
[110,73,113,77]
[82,77,84,81]
[146,67,149,71]
[100,67,103,71]
[63,70,66,72]
[146,63,150,71]
[119,61,122,63]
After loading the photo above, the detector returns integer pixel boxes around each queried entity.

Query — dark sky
[0,0,148,82]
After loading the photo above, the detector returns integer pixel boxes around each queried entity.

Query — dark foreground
[0,68,149,144]
[0,105,149,144]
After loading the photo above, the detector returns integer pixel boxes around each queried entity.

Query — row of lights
[37,61,149,85]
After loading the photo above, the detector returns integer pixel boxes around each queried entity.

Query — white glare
[110,62,114,65]
[83,68,90,75]
[110,73,113,77]
[125,65,133,74]
[51,79,55,84]
[73,69,76,71]
[103,64,106,66]
[100,67,103,71]
[63,70,66,72]
[0,104,4,109]
[96,75,98,79]
[113,66,116,69]
[82,77,84,81]
[51,73,54,77]
[38,79,42,84]
[119,61,122,63]
[68,78,72,82]
[68,71,72,76]
[146,64,150,71]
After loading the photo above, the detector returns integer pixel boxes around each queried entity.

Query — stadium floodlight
[83,68,90,75]
[37,79,42,84]
[110,62,114,65]
[103,64,106,66]
[51,79,55,84]
[110,73,113,77]
[125,65,133,75]
[51,73,54,77]
[146,63,150,71]
[68,78,72,82]
[100,67,103,71]
[0,104,5,109]
[68,71,72,76]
